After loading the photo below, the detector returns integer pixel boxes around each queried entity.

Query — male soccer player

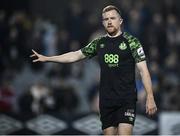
[30,5,157,135]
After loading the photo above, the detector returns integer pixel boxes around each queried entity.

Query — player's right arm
[30,37,100,63]
[30,49,86,63]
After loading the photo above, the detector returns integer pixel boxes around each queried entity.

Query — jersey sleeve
[81,38,100,58]
[124,32,146,63]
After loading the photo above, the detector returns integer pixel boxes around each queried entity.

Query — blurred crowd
[0,0,180,116]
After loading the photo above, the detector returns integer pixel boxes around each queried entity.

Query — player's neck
[107,30,122,38]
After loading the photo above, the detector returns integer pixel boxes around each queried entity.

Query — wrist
[147,94,154,99]
[44,56,49,61]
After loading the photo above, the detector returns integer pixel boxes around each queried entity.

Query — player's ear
[120,18,123,25]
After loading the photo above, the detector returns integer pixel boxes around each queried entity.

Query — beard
[106,26,119,36]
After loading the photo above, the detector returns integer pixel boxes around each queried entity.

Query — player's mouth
[107,25,114,28]
[107,26,115,31]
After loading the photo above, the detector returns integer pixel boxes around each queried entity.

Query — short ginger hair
[102,5,121,17]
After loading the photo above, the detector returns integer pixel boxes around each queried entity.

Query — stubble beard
[106,27,119,36]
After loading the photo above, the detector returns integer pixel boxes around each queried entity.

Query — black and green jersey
[81,32,146,106]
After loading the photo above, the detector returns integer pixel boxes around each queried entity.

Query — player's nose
[108,19,112,24]
[108,22,112,26]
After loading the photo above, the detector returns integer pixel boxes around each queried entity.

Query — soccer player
[30,5,157,135]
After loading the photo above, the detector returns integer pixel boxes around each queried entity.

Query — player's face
[102,10,123,36]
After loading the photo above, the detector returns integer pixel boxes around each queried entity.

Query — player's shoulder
[90,35,106,44]
[123,32,143,50]
[123,32,137,40]
[95,35,106,41]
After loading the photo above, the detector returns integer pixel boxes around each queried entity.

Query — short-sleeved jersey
[81,32,146,106]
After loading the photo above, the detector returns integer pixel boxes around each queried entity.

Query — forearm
[140,69,154,97]
[45,51,85,63]
[136,62,157,114]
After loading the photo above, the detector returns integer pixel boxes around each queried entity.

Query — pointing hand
[30,49,48,62]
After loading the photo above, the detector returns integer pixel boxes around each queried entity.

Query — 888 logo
[104,54,119,67]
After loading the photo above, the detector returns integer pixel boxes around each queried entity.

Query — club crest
[119,42,127,50]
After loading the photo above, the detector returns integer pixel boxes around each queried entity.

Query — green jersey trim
[81,37,103,58]
[123,32,146,63]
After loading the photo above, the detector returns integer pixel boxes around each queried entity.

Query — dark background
[0,0,180,134]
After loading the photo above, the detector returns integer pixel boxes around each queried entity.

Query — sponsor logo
[134,115,157,134]
[0,115,23,134]
[125,112,135,118]
[72,115,102,134]
[125,109,135,121]
[26,115,67,134]
[104,54,119,63]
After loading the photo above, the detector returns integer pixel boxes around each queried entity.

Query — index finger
[30,54,36,57]
[32,49,38,55]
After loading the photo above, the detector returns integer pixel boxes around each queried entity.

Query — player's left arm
[136,61,157,115]
[125,32,158,115]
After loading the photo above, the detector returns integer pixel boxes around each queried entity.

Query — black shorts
[99,100,136,130]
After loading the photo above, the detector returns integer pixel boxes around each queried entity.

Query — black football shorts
[99,100,136,130]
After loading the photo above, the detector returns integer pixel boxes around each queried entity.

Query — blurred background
[0,0,180,135]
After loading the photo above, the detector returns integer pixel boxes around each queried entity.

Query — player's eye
[103,18,108,21]
[110,17,116,20]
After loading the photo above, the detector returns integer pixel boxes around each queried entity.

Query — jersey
[81,32,146,107]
